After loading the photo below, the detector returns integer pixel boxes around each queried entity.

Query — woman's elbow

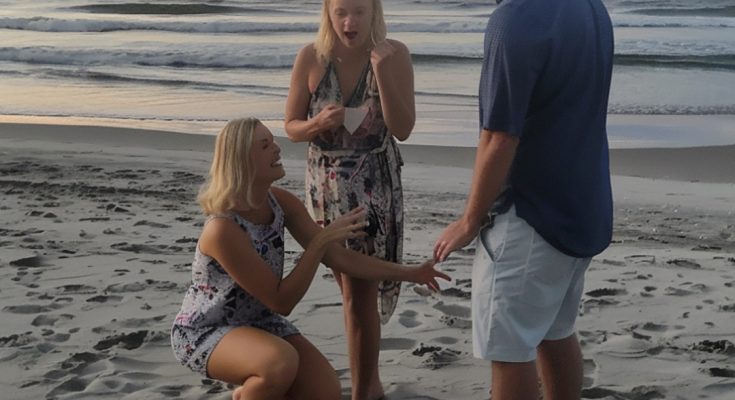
[272,301,294,317]
[278,307,294,317]
[392,122,414,141]
[283,123,299,143]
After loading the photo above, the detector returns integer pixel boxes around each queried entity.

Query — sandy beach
[0,122,734,400]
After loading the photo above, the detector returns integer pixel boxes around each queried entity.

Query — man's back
[479,0,614,257]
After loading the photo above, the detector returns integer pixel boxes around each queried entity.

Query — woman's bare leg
[334,270,383,400]
[207,327,299,400]
[284,334,341,400]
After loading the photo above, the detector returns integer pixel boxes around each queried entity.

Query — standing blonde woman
[285,0,415,398]
[171,118,445,400]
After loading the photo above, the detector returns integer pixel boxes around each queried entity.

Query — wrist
[313,115,326,134]
[308,234,329,254]
[397,264,414,282]
[460,213,480,227]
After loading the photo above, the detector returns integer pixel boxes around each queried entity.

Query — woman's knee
[259,343,300,389]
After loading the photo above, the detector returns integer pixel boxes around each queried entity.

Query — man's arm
[434,129,518,262]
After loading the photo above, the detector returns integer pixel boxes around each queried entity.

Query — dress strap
[266,190,285,226]
[204,212,237,225]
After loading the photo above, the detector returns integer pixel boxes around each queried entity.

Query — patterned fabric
[307,61,403,324]
[171,191,299,376]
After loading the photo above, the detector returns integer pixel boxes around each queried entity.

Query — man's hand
[433,217,482,262]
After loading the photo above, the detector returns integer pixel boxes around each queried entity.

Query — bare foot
[232,386,244,400]
[367,381,385,400]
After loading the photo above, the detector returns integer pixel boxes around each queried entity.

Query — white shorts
[471,206,591,362]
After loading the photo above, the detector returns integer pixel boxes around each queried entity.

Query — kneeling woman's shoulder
[198,215,249,257]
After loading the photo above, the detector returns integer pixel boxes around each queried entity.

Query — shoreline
[2,121,735,184]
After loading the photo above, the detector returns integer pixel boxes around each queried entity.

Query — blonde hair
[198,118,260,214]
[314,0,387,64]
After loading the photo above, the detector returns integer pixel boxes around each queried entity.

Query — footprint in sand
[0,332,37,347]
[433,301,471,319]
[583,358,597,388]
[410,343,463,370]
[440,314,472,329]
[3,304,54,314]
[52,284,97,295]
[93,330,149,351]
[398,310,422,328]
[45,377,89,398]
[439,287,471,299]
[111,242,169,254]
[706,367,735,378]
[0,348,19,362]
[578,330,608,346]
[664,287,694,296]
[133,220,171,229]
[702,381,735,398]
[433,336,459,345]
[85,295,124,304]
[31,314,74,327]
[105,279,178,293]
[625,254,656,265]
[582,385,665,399]
[691,339,735,355]
[9,255,48,268]
[639,322,668,332]
[585,288,627,298]
[666,258,702,269]
[380,337,417,351]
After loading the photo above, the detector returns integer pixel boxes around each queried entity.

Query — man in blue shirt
[434,0,614,398]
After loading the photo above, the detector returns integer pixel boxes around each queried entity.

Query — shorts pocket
[477,213,509,262]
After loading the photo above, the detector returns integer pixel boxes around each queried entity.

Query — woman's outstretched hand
[315,206,367,247]
[408,259,451,292]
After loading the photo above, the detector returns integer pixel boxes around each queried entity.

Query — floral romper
[171,192,299,376]
[307,61,403,324]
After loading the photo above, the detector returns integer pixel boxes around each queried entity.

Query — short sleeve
[479,12,543,137]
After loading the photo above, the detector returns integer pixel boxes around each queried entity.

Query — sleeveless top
[172,191,298,336]
[306,60,404,324]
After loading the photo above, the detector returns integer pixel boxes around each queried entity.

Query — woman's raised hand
[370,40,396,72]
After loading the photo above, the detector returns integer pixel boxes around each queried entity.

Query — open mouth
[344,31,357,40]
[272,159,282,167]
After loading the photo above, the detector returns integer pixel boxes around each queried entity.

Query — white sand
[0,123,733,400]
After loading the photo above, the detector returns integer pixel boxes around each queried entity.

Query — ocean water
[0,0,733,148]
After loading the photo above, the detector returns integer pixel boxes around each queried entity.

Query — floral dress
[171,192,299,376]
[307,61,403,324]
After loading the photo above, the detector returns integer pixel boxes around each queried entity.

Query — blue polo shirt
[479,0,614,257]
